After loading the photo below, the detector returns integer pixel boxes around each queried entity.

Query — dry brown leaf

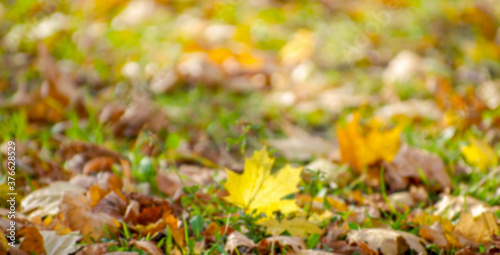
[19,227,46,255]
[257,236,306,254]
[21,181,86,217]
[347,228,427,255]
[454,211,500,246]
[92,191,128,219]
[59,192,119,242]
[131,240,163,255]
[123,200,140,224]
[419,225,448,248]
[384,144,451,191]
[225,231,255,253]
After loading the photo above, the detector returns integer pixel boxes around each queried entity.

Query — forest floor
[1,0,500,254]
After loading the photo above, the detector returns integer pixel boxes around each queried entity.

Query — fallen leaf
[59,192,119,242]
[337,112,402,171]
[225,231,255,253]
[383,144,451,191]
[412,212,459,248]
[259,217,322,237]
[19,227,46,255]
[92,191,128,219]
[347,228,427,255]
[21,182,86,217]
[131,240,163,255]
[257,236,306,254]
[224,147,302,216]
[419,225,449,248]
[40,231,82,255]
[454,211,500,246]
[461,137,498,172]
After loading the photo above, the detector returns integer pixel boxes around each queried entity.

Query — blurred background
[1,0,500,168]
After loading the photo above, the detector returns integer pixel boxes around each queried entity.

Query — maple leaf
[461,137,497,172]
[337,112,402,171]
[224,147,302,216]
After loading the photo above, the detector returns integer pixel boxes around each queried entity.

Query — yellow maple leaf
[337,112,402,171]
[461,138,498,172]
[224,147,302,216]
[259,217,322,237]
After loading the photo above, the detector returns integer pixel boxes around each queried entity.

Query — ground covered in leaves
[1,0,500,254]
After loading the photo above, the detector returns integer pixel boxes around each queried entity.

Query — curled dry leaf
[21,181,86,217]
[347,228,427,255]
[59,192,119,241]
[225,231,255,253]
[257,236,306,254]
[384,144,451,191]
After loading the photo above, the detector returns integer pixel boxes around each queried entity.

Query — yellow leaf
[337,112,402,171]
[259,217,322,238]
[461,138,498,172]
[224,147,302,216]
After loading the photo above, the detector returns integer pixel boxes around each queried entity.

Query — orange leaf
[337,112,402,171]
[19,227,46,255]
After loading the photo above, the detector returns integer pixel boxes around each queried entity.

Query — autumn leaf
[337,112,402,171]
[259,217,322,237]
[224,147,302,216]
[59,192,119,242]
[347,228,427,255]
[461,138,498,172]
[454,211,500,246]
[19,227,46,255]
